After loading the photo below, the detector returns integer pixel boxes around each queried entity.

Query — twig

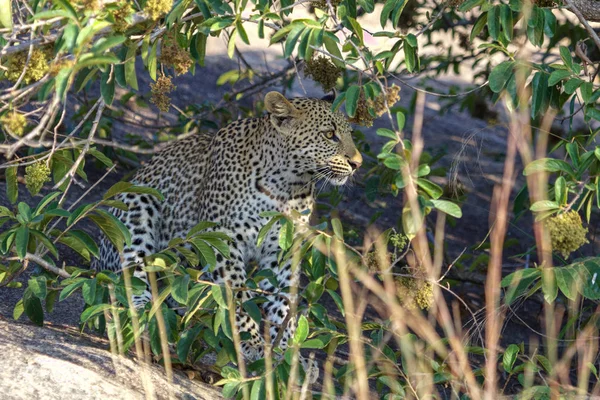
[24,253,70,279]
[564,0,600,53]
[55,99,106,197]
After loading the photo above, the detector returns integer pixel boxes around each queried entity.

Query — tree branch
[564,0,600,52]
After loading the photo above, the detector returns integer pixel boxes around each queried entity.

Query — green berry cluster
[545,211,588,258]
[310,0,341,10]
[150,75,176,112]
[389,232,407,250]
[304,56,341,92]
[145,0,173,21]
[5,48,51,84]
[1,112,27,137]
[25,162,51,196]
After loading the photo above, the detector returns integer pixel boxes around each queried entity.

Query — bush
[1,0,600,398]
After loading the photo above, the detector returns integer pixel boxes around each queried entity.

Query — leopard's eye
[324,131,336,140]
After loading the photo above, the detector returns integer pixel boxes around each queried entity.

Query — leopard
[92,91,362,380]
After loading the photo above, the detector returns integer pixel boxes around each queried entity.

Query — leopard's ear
[264,92,300,118]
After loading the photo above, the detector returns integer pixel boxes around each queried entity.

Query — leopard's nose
[347,151,363,171]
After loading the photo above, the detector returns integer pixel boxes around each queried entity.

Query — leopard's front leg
[258,230,319,383]
[210,234,264,361]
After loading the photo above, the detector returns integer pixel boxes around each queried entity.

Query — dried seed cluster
[349,90,374,127]
[145,0,173,21]
[48,59,75,77]
[545,211,589,258]
[367,84,401,117]
[5,48,51,84]
[304,56,341,92]
[160,37,193,75]
[25,162,51,196]
[1,112,27,137]
[395,267,434,310]
[150,75,176,112]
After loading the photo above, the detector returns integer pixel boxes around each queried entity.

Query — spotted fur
[92,92,362,376]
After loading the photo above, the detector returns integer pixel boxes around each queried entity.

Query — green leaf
[191,238,217,270]
[6,166,18,204]
[345,85,360,117]
[28,276,47,300]
[376,128,397,140]
[500,5,513,41]
[177,324,202,362]
[403,42,416,73]
[470,13,488,42]
[380,0,396,28]
[503,344,520,372]
[488,5,500,40]
[531,71,550,117]
[489,61,514,93]
[30,230,58,259]
[103,181,164,201]
[548,70,571,86]
[88,148,114,168]
[560,46,573,71]
[187,221,218,238]
[327,289,345,316]
[15,226,29,260]
[82,279,97,305]
[563,78,582,95]
[13,299,24,321]
[60,230,99,260]
[235,20,249,45]
[293,315,309,344]
[555,267,578,300]
[124,45,138,90]
[32,192,61,216]
[242,300,262,324]
[227,27,238,59]
[347,16,364,46]
[250,378,265,400]
[380,154,407,170]
[0,0,13,29]
[172,274,190,304]
[554,176,567,205]
[580,82,593,104]
[101,67,115,106]
[430,200,462,218]
[530,200,559,212]
[278,219,294,251]
[211,284,228,308]
[80,303,111,324]
[523,158,574,177]
[396,111,406,131]
[59,280,85,301]
[416,179,443,199]
[55,0,78,22]
[88,213,126,253]
[331,218,343,240]
[23,289,44,326]
[501,268,541,305]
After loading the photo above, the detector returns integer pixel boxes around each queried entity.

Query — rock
[0,318,222,400]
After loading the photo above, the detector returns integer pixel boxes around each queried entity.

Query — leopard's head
[265,91,362,186]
